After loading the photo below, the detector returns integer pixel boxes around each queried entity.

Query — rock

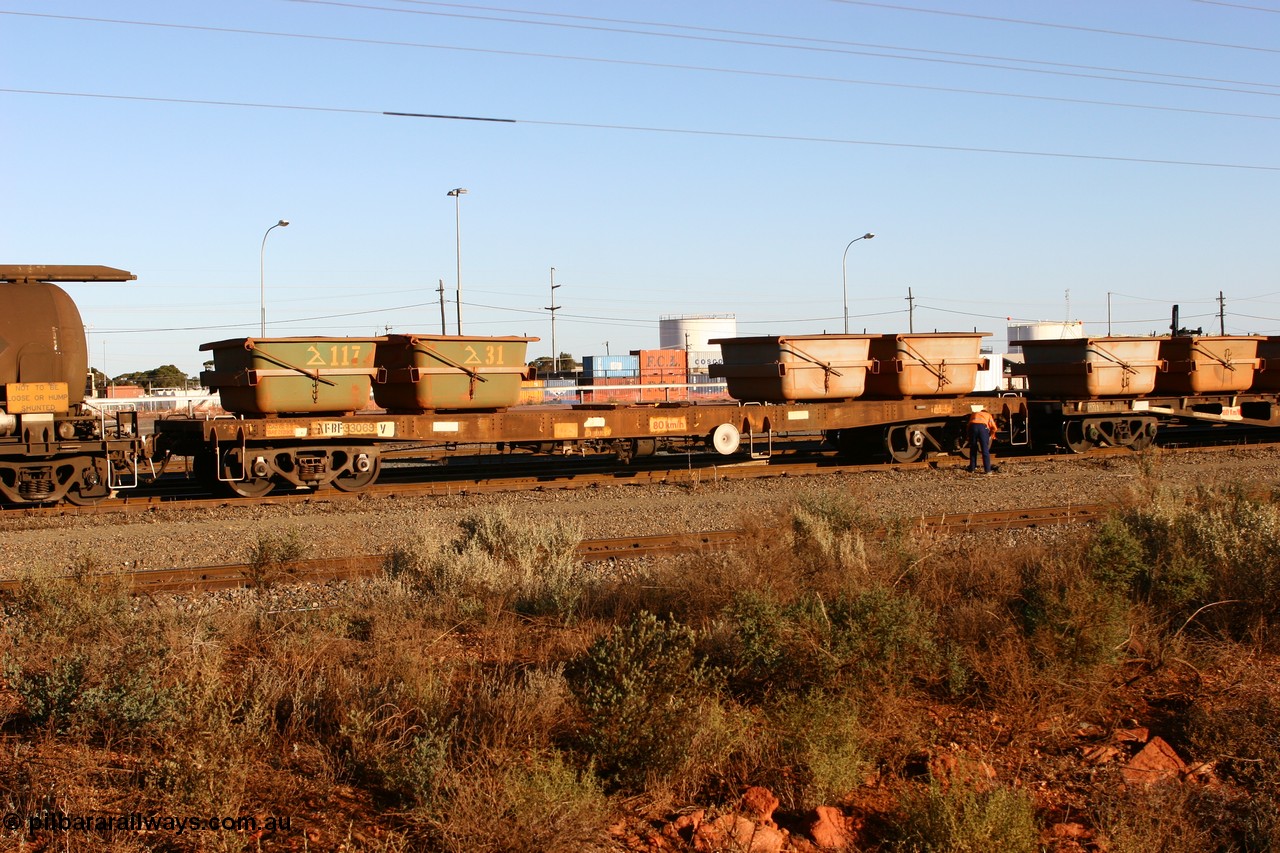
[1052,822,1092,839]
[694,814,785,853]
[1083,744,1121,765]
[741,786,779,824]
[928,751,958,780]
[1111,726,1150,744]
[1123,736,1186,785]
[809,805,852,851]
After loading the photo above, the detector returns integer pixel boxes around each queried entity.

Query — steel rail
[0,441,1208,518]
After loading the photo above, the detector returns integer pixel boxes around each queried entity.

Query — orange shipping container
[634,349,688,376]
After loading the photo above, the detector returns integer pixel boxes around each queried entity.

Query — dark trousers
[968,424,992,473]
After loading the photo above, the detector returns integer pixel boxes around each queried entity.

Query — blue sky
[3,1,1278,376]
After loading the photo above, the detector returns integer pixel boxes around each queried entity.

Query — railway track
[5,437,1267,518]
[0,503,1111,595]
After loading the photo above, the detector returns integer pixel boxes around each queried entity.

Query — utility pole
[906,287,915,333]
[1218,291,1226,335]
[1107,292,1112,335]
[437,279,446,335]
[546,267,561,376]
[447,188,467,333]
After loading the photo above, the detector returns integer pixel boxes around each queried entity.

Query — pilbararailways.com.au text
[4,812,292,835]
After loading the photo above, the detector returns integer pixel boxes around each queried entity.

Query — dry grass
[3,488,1280,850]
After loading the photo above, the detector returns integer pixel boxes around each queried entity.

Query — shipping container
[518,379,545,406]
[200,337,380,415]
[686,350,724,371]
[1011,337,1163,398]
[373,334,536,411]
[633,348,688,375]
[582,355,639,379]
[1155,335,1263,394]
[709,334,876,402]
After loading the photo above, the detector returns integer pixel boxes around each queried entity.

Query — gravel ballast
[1,446,1278,576]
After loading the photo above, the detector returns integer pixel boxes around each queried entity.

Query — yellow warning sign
[6,382,69,414]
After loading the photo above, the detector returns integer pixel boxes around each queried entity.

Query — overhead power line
[10,9,1280,103]
[284,1,1280,95]
[5,87,1279,172]
[833,1,1280,55]
[1192,0,1280,11]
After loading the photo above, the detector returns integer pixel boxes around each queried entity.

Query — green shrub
[769,691,871,810]
[718,585,939,699]
[1,566,176,735]
[1086,490,1280,634]
[888,782,1040,852]
[1015,554,1131,677]
[566,611,723,791]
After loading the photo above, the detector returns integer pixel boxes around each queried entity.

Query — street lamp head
[863,232,875,240]
[447,188,468,197]
[278,220,290,227]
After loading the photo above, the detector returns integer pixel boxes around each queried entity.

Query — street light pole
[546,267,561,376]
[841,232,875,334]
[260,219,289,337]
[447,188,467,333]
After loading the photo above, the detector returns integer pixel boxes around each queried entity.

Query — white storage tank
[659,314,737,352]
[1007,321,1085,352]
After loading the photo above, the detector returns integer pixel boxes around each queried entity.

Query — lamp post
[546,267,561,376]
[260,219,289,337]
[841,232,875,334]
[447,188,467,333]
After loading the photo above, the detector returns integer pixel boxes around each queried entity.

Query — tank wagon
[0,266,144,504]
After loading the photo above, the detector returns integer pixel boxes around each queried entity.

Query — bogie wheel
[1062,420,1093,454]
[65,458,111,506]
[333,456,381,492]
[885,425,927,464]
[226,476,276,498]
[1128,419,1158,450]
